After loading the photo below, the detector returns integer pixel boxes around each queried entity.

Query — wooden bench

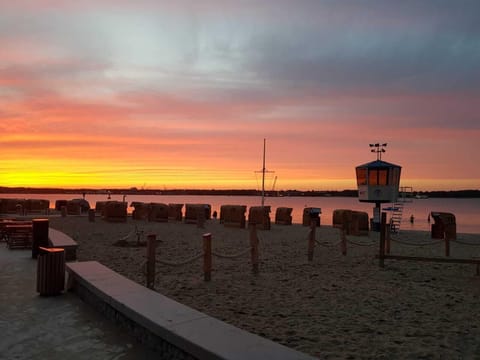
[0,220,11,242]
[1,220,30,242]
[5,223,33,249]
[66,261,316,360]
[49,228,78,261]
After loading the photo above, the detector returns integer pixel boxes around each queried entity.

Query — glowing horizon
[1,1,479,192]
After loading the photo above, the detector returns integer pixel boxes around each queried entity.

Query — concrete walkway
[0,245,157,359]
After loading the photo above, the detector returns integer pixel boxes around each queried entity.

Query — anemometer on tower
[370,143,387,160]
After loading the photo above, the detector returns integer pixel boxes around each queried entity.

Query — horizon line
[1,186,479,194]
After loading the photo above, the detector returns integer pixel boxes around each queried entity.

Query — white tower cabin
[355,143,401,230]
[356,160,401,203]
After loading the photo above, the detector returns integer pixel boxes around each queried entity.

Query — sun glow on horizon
[1,157,477,191]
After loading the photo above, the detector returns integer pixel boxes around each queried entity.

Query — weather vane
[369,143,387,160]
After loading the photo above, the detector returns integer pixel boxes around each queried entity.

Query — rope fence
[378,212,480,274]
[118,228,136,242]
[143,224,261,289]
[388,237,444,247]
[307,212,381,260]
[385,224,480,257]
[314,239,344,248]
[450,239,480,246]
[115,225,145,246]
[140,215,480,289]
[345,238,377,247]
[156,253,204,267]
[211,247,251,259]
[307,213,480,264]
[306,218,376,260]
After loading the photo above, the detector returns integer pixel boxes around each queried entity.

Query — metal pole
[261,138,266,207]
[379,212,386,268]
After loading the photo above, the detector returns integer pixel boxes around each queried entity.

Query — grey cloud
[237,1,480,95]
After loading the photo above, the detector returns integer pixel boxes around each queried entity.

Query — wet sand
[49,216,480,359]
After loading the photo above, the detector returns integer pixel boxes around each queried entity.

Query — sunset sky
[1,1,479,191]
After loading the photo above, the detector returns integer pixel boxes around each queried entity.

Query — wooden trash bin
[88,209,96,222]
[37,247,65,296]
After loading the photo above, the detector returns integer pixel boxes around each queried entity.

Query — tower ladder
[389,186,413,233]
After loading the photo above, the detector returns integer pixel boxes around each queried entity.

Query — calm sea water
[2,194,480,234]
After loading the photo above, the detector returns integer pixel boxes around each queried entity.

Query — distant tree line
[1,187,479,198]
[414,190,480,198]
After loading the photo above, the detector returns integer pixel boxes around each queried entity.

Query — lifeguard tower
[355,143,401,231]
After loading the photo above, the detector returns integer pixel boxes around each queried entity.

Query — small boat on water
[415,194,429,199]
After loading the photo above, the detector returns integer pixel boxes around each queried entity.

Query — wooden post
[249,223,259,274]
[308,220,316,261]
[203,233,212,281]
[385,223,391,254]
[340,213,348,256]
[340,227,347,256]
[379,212,386,268]
[146,234,156,289]
[445,232,450,257]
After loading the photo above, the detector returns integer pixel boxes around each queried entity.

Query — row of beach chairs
[1,198,370,234]
[0,199,50,215]
[0,198,90,216]
[127,203,326,231]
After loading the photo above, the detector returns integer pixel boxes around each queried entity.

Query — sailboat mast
[261,138,266,207]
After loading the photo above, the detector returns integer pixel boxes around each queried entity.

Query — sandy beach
[47,215,480,359]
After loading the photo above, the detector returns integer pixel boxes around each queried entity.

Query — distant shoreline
[1,187,479,198]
